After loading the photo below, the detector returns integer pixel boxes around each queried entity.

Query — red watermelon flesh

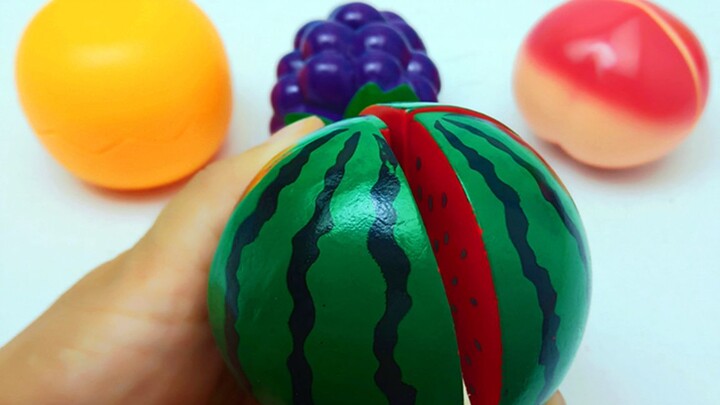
[370,105,503,404]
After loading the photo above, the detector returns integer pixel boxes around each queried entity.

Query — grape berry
[271,2,441,132]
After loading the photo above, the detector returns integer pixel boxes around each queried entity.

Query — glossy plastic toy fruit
[514,0,709,168]
[209,103,591,404]
[270,2,440,133]
[16,0,231,189]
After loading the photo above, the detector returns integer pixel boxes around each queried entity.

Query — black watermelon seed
[441,192,447,208]
[450,304,458,314]
[473,339,482,351]
[451,277,458,286]
[428,195,434,211]
[416,185,423,201]
[468,385,476,395]
[443,232,449,245]
[416,157,422,171]
[470,297,478,307]
[464,355,472,365]
[433,239,439,252]
[460,249,468,259]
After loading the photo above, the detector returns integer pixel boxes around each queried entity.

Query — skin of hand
[0,116,567,405]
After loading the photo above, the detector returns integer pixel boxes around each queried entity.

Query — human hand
[0,117,325,404]
[0,116,567,405]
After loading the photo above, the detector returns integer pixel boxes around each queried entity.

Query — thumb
[136,117,325,273]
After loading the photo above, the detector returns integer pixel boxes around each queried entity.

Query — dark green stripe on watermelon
[367,134,417,404]
[435,120,561,402]
[286,132,361,403]
[443,116,589,271]
[221,129,345,381]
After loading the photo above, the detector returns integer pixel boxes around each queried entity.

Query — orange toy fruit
[16,0,232,189]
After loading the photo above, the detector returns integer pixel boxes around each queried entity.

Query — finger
[546,391,566,405]
[137,117,325,268]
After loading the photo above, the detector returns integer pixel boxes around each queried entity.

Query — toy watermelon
[270,2,441,133]
[208,103,591,405]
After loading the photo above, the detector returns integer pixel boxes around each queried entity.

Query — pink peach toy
[514,0,709,169]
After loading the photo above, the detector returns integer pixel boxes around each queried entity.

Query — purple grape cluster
[271,2,441,132]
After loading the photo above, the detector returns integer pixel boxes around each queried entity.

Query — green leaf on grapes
[284,112,332,127]
[342,83,420,119]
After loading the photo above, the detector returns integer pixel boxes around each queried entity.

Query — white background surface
[1,0,719,403]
